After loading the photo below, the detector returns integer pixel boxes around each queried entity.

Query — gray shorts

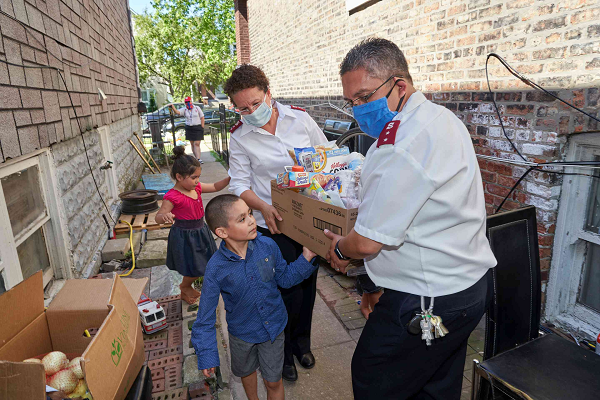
[229,331,284,382]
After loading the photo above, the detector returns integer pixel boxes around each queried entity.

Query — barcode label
[313,218,342,235]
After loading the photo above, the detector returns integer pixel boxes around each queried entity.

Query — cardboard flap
[0,313,52,362]
[0,271,44,349]
[81,275,144,400]
[0,361,45,400]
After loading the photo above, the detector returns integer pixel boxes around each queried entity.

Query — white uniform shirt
[356,91,496,297]
[228,101,327,228]
[178,105,204,126]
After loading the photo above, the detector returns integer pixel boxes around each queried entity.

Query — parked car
[162,109,221,136]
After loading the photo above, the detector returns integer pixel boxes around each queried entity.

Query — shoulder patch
[230,120,243,133]
[290,105,306,112]
[376,120,400,148]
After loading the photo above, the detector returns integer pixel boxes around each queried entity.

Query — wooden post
[134,133,162,173]
[129,139,156,174]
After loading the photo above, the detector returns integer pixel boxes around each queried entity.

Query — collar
[393,91,427,121]
[237,101,296,137]
[218,233,260,261]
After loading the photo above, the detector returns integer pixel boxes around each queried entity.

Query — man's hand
[202,367,215,378]
[261,204,283,234]
[302,247,317,261]
[324,229,351,273]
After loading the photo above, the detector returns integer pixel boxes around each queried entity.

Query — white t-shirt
[178,105,204,126]
[355,91,497,297]
[228,102,327,228]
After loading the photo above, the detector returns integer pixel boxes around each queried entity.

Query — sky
[129,0,154,15]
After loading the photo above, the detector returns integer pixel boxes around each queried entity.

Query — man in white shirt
[324,38,497,399]
[170,96,205,163]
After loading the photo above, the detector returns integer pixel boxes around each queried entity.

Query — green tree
[133,0,236,100]
[148,92,157,112]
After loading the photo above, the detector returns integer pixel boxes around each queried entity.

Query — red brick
[487,161,513,176]
[487,183,511,197]
[497,175,518,187]
[505,104,534,115]
[151,368,165,380]
[539,247,553,259]
[538,234,555,247]
[152,379,165,393]
[189,381,211,399]
[151,388,188,400]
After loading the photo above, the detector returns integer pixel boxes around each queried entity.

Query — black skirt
[185,125,204,141]
[166,219,217,277]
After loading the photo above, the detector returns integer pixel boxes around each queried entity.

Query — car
[137,293,167,334]
[162,109,221,134]
[145,102,204,127]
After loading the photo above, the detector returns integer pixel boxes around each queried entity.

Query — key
[430,316,449,338]
[407,313,423,335]
[420,316,433,346]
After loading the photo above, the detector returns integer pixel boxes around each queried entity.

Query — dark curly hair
[170,145,201,180]
[223,64,270,100]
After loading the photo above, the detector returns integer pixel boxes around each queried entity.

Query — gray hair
[339,38,413,84]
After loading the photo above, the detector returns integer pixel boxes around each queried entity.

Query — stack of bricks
[143,295,187,399]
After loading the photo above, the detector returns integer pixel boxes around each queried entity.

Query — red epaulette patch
[290,105,306,112]
[230,120,243,133]
[376,120,400,148]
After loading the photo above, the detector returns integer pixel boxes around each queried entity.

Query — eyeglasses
[238,93,268,115]
[341,76,400,113]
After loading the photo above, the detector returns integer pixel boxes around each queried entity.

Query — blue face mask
[242,94,272,127]
[352,84,404,138]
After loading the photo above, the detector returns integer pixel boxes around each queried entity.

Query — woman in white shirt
[224,64,327,382]
[170,96,205,163]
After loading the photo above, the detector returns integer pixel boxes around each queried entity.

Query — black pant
[257,227,318,366]
[352,270,492,400]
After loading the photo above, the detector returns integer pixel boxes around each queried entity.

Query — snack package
[277,168,335,189]
[311,147,351,173]
[294,147,315,169]
[306,178,335,205]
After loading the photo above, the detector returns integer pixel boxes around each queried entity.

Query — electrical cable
[484,53,600,213]
[0,57,116,224]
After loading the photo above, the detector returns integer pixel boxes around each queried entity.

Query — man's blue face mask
[352,79,404,138]
[185,102,193,110]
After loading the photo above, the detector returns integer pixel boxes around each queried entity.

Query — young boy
[192,194,317,400]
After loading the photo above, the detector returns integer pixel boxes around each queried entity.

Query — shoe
[282,364,298,381]
[298,352,315,369]
[198,159,204,164]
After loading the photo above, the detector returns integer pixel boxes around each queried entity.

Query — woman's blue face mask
[352,80,404,138]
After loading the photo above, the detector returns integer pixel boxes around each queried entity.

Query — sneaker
[198,159,204,164]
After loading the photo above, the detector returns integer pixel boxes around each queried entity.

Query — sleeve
[196,106,204,118]
[305,114,327,146]
[353,148,437,247]
[178,107,187,115]
[227,137,253,196]
[271,240,317,288]
[163,190,178,207]
[191,262,221,370]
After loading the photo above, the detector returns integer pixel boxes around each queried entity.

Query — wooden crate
[115,201,173,234]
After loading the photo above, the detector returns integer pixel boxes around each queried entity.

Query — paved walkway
[96,138,484,399]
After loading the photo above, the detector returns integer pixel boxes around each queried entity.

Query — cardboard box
[0,271,148,400]
[271,180,358,258]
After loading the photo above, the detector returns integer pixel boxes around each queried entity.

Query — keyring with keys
[407,296,449,346]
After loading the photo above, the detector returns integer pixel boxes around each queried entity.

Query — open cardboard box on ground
[0,271,148,400]
[271,180,358,258]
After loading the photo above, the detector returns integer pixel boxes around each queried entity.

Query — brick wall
[240,0,600,302]
[0,0,139,162]
[234,0,250,64]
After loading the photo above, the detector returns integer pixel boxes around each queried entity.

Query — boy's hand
[202,367,215,378]
[302,247,317,261]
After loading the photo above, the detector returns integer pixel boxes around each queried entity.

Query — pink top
[163,184,205,220]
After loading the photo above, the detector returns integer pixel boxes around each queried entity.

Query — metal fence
[210,103,240,167]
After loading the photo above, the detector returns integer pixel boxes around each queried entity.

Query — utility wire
[0,58,116,224]
[485,53,600,213]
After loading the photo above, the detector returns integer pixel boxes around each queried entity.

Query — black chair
[471,206,600,399]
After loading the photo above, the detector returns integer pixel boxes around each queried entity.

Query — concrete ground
[94,139,485,399]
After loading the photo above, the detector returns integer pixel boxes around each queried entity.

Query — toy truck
[137,293,167,334]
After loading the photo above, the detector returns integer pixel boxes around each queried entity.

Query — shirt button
[265,321,269,325]
[265,258,268,262]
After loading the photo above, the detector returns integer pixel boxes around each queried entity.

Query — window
[145,314,156,324]
[547,134,600,337]
[0,151,70,289]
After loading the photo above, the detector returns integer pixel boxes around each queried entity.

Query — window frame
[546,132,600,337]
[0,150,72,289]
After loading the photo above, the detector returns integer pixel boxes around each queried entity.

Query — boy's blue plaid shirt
[191,233,317,370]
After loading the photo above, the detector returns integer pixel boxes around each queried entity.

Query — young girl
[155,146,231,304]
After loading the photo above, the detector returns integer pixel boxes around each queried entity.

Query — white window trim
[0,149,72,289]
[546,133,600,337]
[98,126,119,203]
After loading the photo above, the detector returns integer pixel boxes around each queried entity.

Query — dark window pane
[579,242,600,312]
